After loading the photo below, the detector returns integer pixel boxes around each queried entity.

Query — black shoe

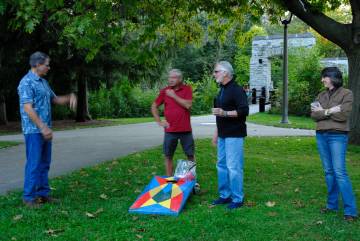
[36,196,60,204]
[23,200,41,209]
[227,202,244,210]
[212,197,232,205]
[344,215,358,222]
[320,207,337,214]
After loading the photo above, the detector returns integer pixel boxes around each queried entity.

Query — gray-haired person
[17,51,77,208]
[211,61,249,209]
[151,69,195,176]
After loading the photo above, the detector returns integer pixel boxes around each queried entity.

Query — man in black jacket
[211,61,249,209]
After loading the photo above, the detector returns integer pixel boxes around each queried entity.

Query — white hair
[216,61,234,79]
[168,69,183,80]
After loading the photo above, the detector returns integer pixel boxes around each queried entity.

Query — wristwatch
[223,111,228,117]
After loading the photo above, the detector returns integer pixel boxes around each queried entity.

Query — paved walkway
[0,105,314,194]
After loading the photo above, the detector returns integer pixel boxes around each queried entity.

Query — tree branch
[350,0,360,44]
[281,0,351,50]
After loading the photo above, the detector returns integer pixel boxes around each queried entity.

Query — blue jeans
[217,137,244,203]
[23,133,52,201]
[316,132,357,216]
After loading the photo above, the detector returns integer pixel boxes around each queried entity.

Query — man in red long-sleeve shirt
[151,69,195,176]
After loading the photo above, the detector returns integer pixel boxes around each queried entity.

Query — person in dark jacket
[311,67,357,221]
[211,61,249,209]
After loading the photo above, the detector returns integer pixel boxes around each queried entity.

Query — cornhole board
[129,176,195,216]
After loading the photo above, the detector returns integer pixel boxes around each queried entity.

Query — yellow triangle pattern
[171,184,182,198]
[142,198,157,207]
[149,184,167,197]
[159,199,171,208]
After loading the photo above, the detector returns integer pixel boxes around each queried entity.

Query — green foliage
[271,47,323,116]
[186,73,218,115]
[88,80,158,119]
[234,54,250,86]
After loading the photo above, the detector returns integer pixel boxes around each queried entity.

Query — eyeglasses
[213,70,222,74]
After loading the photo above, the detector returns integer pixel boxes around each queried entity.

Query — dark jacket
[311,87,353,132]
[214,80,249,137]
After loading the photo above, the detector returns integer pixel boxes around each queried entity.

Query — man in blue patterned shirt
[18,51,77,208]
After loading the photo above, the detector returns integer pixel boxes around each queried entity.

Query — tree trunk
[76,65,92,122]
[0,95,7,125]
[347,52,360,145]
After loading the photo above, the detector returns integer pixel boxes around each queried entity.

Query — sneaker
[227,202,244,210]
[193,183,201,194]
[212,197,232,205]
[23,200,41,209]
[36,196,60,204]
[344,215,358,222]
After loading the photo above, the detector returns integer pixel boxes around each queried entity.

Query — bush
[186,73,218,115]
[271,47,323,116]
[89,78,158,119]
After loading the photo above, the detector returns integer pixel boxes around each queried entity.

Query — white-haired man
[211,61,249,209]
[151,69,195,176]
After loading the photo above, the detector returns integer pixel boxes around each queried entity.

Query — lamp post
[280,13,293,124]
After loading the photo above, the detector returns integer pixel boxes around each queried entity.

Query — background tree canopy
[0,0,359,144]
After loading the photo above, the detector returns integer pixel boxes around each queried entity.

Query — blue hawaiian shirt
[17,70,56,134]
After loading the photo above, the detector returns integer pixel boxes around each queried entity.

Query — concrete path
[0,105,314,194]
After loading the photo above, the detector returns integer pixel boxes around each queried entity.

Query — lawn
[247,112,315,130]
[1,137,359,240]
[0,117,155,135]
[0,141,20,149]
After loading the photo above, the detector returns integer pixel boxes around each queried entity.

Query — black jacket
[214,80,249,138]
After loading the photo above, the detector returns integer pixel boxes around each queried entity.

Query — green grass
[99,117,155,125]
[1,137,359,240]
[0,141,20,149]
[248,112,315,130]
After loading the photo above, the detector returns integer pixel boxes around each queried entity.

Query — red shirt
[155,84,192,132]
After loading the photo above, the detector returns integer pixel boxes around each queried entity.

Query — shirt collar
[328,87,338,96]
[221,79,234,88]
[27,70,42,82]
[168,83,184,91]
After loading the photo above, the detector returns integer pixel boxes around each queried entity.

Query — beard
[215,74,224,84]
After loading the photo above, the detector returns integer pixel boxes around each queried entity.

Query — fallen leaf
[85,212,95,218]
[245,201,256,207]
[11,237,17,240]
[265,201,276,207]
[13,214,23,221]
[132,216,139,221]
[294,188,300,193]
[316,220,323,225]
[100,194,108,200]
[292,200,305,208]
[267,212,278,217]
[94,208,104,215]
[44,229,64,236]
[61,210,69,215]
[136,234,143,239]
